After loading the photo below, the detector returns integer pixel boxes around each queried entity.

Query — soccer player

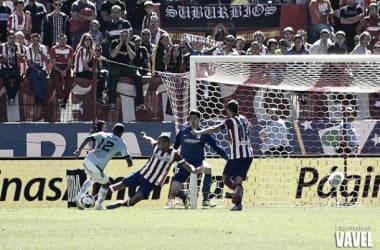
[106,133,204,209]
[73,123,133,210]
[192,100,253,211]
[169,109,228,208]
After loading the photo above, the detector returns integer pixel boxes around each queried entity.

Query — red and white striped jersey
[49,44,74,65]
[140,145,185,186]
[221,114,253,159]
[73,46,91,73]
[26,44,49,69]
[0,42,25,70]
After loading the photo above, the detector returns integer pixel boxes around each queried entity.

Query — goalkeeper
[169,110,228,208]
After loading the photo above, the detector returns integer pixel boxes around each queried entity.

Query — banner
[159,3,307,42]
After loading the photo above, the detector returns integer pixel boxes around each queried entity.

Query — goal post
[160,54,380,208]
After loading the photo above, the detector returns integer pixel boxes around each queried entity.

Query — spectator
[108,29,146,111]
[88,19,103,45]
[141,0,156,31]
[15,31,27,75]
[149,15,171,45]
[310,29,333,54]
[266,38,278,55]
[49,33,74,108]
[151,32,170,74]
[24,0,46,35]
[70,0,97,48]
[350,31,372,54]
[140,28,155,62]
[339,0,363,52]
[275,39,289,54]
[7,0,32,42]
[0,30,25,105]
[232,36,246,55]
[100,0,126,26]
[166,44,185,73]
[213,34,235,55]
[286,34,310,54]
[102,5,132,58]
[0,0,12,43]
[282,26,294,49]
[93,44,108,105]
[327,30,348,54]
[25,33,50,105]
[355,3,380,50]
[131,34,151,76]
[73,33,94,79]
[247,41,262,55]
[42,0,71,48]
[296,29,312,50]
[372,41,380,54]
[252,30,267,55]
[309,0,334,43]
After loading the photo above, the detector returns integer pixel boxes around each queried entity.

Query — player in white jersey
[192,100,253,211]
[73,123,133,210]
[105,133,204,209]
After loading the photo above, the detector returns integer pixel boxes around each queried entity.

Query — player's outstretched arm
[125,155,133,167]
[192,124,221,135]
[140,131,157,145]
[181,162,204,174]
[73,136,93,158]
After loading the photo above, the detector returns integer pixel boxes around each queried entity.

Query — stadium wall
[0,158,378,208]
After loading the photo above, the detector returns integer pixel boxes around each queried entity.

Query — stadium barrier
[0,158,378,208]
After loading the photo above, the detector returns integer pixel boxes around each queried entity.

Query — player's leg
[73,160,98,209]
[106,172,142,209]
[107,176,154,209]
[229,158,253,211]
[170,164,191,208]
[201,161,212,206]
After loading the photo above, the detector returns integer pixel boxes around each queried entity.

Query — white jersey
[86,132,129,170]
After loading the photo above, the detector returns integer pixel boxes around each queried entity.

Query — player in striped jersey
[106,133,204,209]
[192,100,253,211]
[73,123,133,210]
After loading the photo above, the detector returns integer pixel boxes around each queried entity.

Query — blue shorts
[122,171,156,198]
[172,160,203,183]
[223,158,253,180]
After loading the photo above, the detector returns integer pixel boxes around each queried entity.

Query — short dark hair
[93,120,106,133]
[189,109,201,118]
[226,100,239,113]
[113,123,125,135]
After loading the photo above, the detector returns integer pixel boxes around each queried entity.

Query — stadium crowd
[1,0,380,111]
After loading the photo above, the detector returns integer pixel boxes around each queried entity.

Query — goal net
[159,55,380,208]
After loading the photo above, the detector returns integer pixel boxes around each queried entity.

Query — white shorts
[83,158,109,185]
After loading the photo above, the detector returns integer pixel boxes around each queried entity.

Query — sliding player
[106,133,204,209]
[168,109,228,208]
[192,100,253,211]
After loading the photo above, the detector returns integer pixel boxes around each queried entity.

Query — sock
[95,187,108,206]
[74,179,93,201]
[202,174,212,201]
[178,190,187,201]
[223,176,236,190]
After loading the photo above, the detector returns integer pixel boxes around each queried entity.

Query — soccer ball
[80,194,95,208]
[328,172,344,187]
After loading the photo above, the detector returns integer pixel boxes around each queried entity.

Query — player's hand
[140,131,146,137]
[73,149,81,158]
[193,166,205,174]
